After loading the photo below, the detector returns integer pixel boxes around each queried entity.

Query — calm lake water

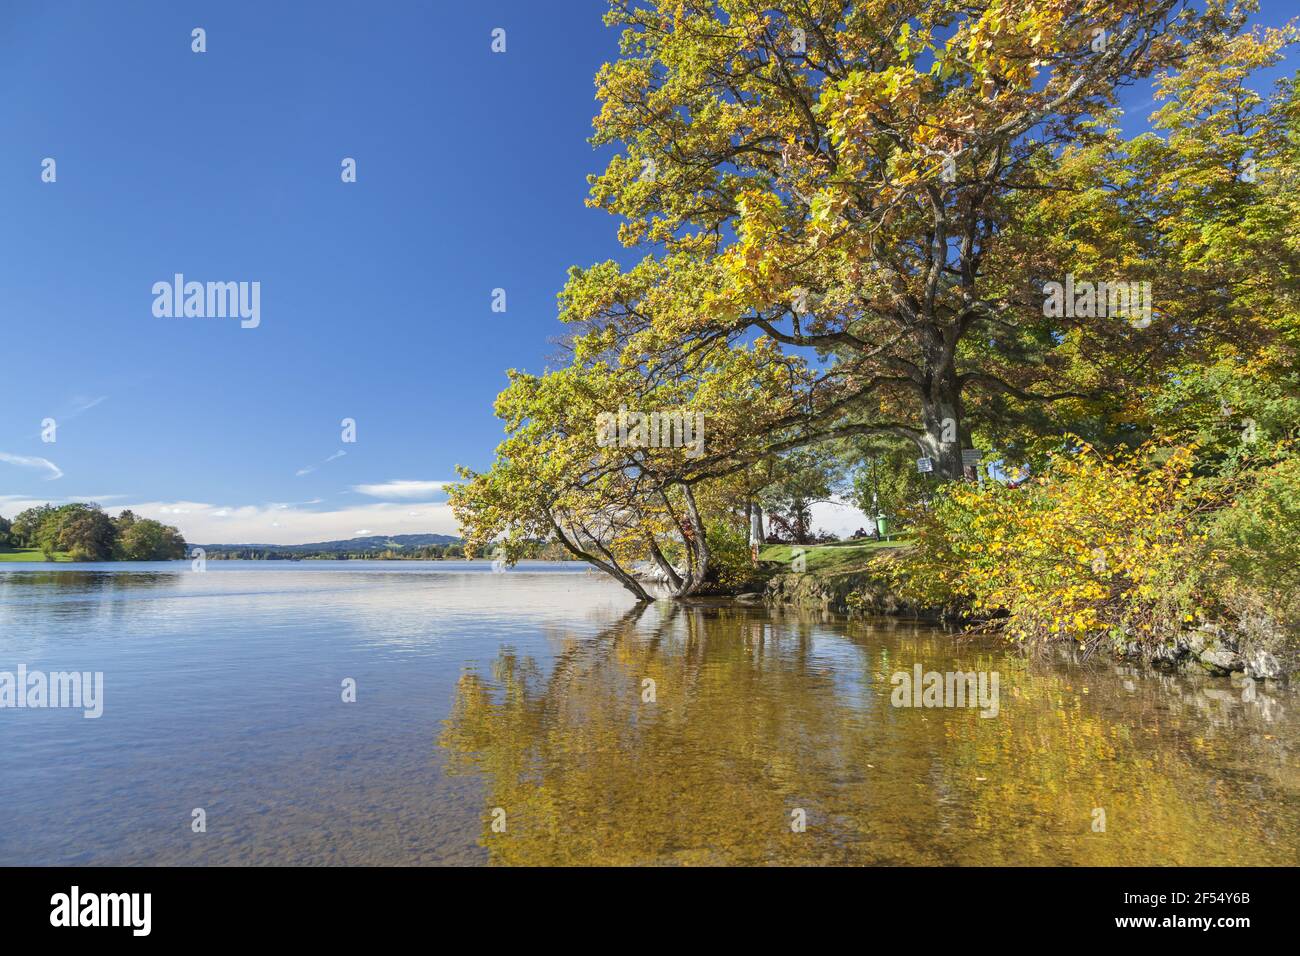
[0,561,1296,866]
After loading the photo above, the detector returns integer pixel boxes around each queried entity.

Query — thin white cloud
[0,452,63,481]
[296,449,347,477]
[352,479,449,500]
[70,395,108,415]
[26,395,110,439]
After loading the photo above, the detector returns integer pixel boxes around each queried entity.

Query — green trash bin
[875,515,888,540]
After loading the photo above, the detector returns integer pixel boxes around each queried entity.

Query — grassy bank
[757,538,908,574]
[0,547,72,562]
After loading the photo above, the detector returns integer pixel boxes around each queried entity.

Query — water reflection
[0,568,183,595]
[440,603,1300,865]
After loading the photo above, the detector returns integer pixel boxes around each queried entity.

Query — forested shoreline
[0,504,185,562]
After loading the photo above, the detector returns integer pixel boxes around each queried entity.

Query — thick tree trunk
[918,364,966,481]
[748,503,765,545]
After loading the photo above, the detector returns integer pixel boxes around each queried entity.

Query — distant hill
[196,533,460,555]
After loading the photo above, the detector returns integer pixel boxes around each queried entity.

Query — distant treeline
[198,540,576,561]
[0,504,186,561]
[202,543,469,561]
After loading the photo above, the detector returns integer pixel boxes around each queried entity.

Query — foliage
[759,450,843,543]
[848,440,931,528]
[54,506,117,561]
[893,443,1212,651]
[1206,455,1300,633]
[4,503,186,562]
[451,340,802,599]
[113,511,188,561]
[701,521,755,594]
[566,0,1279,482]
[455,0,1299,623]
[8,505,52,550]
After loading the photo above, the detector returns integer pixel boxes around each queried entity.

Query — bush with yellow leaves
[892,442,1213,653]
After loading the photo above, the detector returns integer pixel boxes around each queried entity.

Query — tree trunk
[674,483,710,596]
[919,362,966,481]
[647,537,683,591]
[748,502,765,565]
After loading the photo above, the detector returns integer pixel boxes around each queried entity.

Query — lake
[0,561,1296,865]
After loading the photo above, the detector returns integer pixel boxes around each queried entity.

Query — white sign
[916,457,933,474]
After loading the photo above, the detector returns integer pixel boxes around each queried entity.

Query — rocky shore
[759,563,1295,682]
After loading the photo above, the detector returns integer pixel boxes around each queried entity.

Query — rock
[1199,646,1244,674]
[1244,648,1283,680]
[734,592,763,604]
[1152,641,1181,663]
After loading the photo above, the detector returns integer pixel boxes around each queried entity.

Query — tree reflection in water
[440,603,1300,865]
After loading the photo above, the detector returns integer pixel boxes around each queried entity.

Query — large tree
[562,0,1275,479]
[455,0,1297,598]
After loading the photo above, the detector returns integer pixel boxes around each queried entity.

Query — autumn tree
[561,0,1270,481]
[51,504,116,562]
[452,340,801,599]
[456,0,1297,597]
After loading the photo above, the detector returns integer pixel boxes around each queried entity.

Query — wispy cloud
[296,449,346,477]
[351,479,449,500]
[26,395,110,440]
[70,395,108,415]
[0,452,63,481]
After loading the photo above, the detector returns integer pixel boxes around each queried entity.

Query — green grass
[0,547,73,562]
[757,538,909,573]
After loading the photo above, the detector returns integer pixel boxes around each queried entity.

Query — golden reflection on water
[439,603,1300,866]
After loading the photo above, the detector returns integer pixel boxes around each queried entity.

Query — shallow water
[0,561,1295,865]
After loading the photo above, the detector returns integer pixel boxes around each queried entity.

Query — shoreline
[750,556,1295,683]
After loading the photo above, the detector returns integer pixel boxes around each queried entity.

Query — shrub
[1206,456,1300,640]
[892,442,1211,652]
[702,521,756,594]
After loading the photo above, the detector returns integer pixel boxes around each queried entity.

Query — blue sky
[2,1,1296,544]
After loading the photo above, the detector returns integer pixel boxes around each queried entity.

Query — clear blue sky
[2,1,1296,543]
